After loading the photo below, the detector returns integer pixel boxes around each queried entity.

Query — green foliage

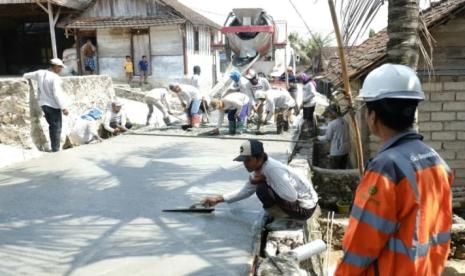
[288,32,334,73]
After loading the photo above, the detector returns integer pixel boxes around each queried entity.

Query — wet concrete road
[0,134,290,276]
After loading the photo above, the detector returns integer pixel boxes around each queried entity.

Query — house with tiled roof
[323,0,465,188]
[57,0,221,86]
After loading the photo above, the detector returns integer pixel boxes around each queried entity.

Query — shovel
[162,203,215,213]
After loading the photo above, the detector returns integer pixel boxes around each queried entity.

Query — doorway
[131,29,151,77]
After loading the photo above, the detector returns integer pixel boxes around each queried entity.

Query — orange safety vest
[335,131,453,276]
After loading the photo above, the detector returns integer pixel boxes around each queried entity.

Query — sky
[178,0,433,45]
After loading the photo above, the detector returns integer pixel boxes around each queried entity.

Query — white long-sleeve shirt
[264,90,296,121]
[69,117,99,145]
[245,77,270,105]
[23,69,69,109]
[216,93,249,128]
[302,81,317,108]
[318,117,350,156]
[103,109,128,133]
[178,84,201,107]
[223,157,318,209]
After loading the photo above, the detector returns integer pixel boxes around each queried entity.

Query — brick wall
[364,76,465,187]
[419,77,465,187]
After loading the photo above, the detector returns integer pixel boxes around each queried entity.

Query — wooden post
[328,0,365,176]
[36,0,59,58]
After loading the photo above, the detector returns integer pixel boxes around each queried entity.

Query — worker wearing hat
[201,139,318,220]
[168,83,202,129]
[100,100,132,139]
[23,58,70,152]
[335,64,453,275]
[210,92,249,135]
[244,69,271,131]
[317,105,350,169]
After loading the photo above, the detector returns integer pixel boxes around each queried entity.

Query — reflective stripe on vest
[342,249,377,267]
[351,205,398,234]
[387,231,450,260]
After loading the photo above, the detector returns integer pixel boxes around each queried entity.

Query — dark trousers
[256,183,316,220]
[303,106,315,122]
[329,154,348,169]
[41,105,62,152]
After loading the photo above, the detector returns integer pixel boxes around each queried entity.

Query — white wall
[149,25,184,83]
[97,28,131,81]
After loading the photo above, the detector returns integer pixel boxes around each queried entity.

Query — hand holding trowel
[162,202,215,213]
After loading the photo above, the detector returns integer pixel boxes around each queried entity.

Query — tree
[386,0,420,68]
[288,32,334,74]
[340,0,422,69]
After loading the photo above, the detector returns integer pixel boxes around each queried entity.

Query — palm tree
[386,0,420,68]
[340,0,422,69]
[289,32,334,74]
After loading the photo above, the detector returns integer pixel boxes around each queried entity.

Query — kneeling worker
[201,139,318,220]
[210,92,249,135]
[100,100,132,139]
[64,108,103,148]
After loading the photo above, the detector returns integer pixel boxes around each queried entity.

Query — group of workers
[200,63,454,275]
[24,58,454,275]
[24,58,132,151]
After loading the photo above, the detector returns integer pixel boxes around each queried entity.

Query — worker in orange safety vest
[335,64,454,276]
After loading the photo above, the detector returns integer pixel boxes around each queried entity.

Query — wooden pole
[328,0,365,176]
[47,1,58,58]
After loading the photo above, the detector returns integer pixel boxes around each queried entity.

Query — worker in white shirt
[299,73,317,131]
[100,100,132,139]
[317,105,350,169]
[144,88,172,126]
[262,89,296,134]
[169,83,202,129]
[23,58,69,152]
[64,108,103,148]
[200,139,319,220]
[244,69,270,132]
[210,92,250,135]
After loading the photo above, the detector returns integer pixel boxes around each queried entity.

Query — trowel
[162,203,215,213]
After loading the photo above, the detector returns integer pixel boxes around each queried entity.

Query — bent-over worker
[210,92,249,135]
[144,88,172,126]
[317,105,350,169]
[335,64,453,275]
[169,83,202,128]
[263,89,296,134]
[201,139,318,220]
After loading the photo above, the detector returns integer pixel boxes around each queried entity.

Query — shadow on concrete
[0,138,260,275]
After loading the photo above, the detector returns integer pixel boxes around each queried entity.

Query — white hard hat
[357,64,424,102]
[50,58,66,68]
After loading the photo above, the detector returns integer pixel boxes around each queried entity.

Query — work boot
[228,121,237,135]
[163,117,171,126]
[283,120,290,132]
[276,113,284,134]
[181,124,192,130]
[236,121,245,134]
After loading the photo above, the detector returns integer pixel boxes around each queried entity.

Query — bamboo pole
[328,0,365,176]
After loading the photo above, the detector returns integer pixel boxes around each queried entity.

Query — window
[194,30,199,52]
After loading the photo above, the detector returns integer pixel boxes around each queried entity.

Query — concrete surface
[0,134,290,276]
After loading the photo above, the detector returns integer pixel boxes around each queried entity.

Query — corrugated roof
[61,15,185,29]
[324,0,465,87]
[0,0,92,10]
[159,0,221,29]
